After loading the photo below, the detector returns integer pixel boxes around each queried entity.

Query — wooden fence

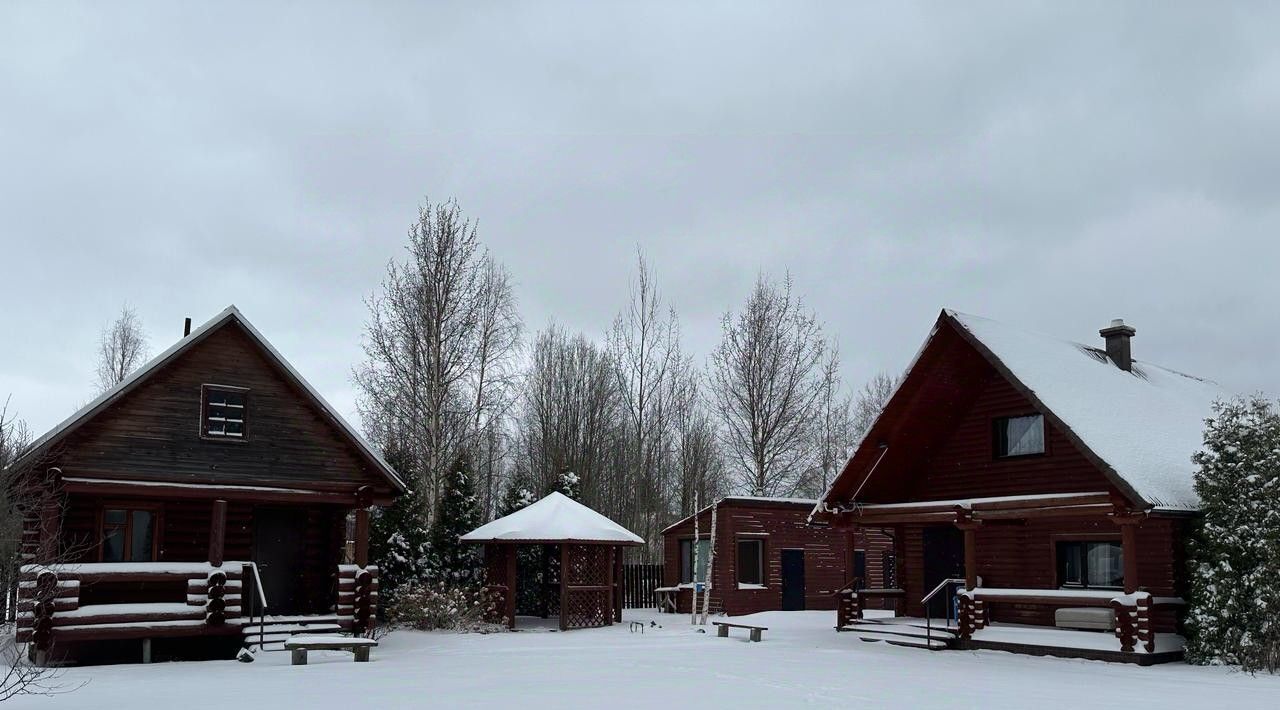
[621,563,663,609]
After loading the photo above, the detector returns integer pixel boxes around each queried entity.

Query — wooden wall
[52,322,391,494]
[663,502,891,616]
[905,373,1114,501]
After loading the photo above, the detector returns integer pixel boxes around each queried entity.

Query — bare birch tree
[607,251,681,556]
[94,305,149,393]
[804,346,855,497]
[471,260,522,517]
[355,198,521,513]
[512,326,622,509]
[851,371,897,440]
[707,273,827,497]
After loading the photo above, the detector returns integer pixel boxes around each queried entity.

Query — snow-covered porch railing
[17,561,246,652]
[957,587,1186,654]
[336,564,379,635]
[834,577,907,627]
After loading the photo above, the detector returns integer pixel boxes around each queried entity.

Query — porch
[18,496,380,663]
[831,491,1190,664]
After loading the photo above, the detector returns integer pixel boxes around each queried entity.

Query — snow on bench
[284,635,378,664]
[711,621,768,642]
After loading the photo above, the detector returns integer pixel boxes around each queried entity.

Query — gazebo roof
[461,492,644,545]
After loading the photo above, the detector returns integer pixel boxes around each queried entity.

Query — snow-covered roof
[947,311,1228,511]
[660,495,820,534]
[13,305,405,493]
[461,492,644,545]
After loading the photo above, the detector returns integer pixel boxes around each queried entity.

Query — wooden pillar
[37,495,60,563]
[559,543,569,631]
[1120,519,1139,595]
[354,507,370,568]
[613,546,624,623]
[504,545,517,630]
[208,499,227,566]
[955,518,980,591]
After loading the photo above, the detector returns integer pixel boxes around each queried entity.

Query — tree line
[355,198,895,562]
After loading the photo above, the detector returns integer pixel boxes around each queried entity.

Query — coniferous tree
[369,450,432,607]
[556,469,581,500]
[1186,396,1280,672]
[429,453,484,585]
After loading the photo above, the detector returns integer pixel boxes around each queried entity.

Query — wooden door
[253,507,308,615]
[922,526,964,618]
[780,549,806,611]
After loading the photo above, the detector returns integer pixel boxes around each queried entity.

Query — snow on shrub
[386,582,506,634]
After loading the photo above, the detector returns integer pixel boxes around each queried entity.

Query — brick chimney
[1099,319,1136,371]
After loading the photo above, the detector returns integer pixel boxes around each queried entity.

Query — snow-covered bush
[386,582,505,633]
[1186,396,1280,672]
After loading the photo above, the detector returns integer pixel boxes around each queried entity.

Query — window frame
[1054,538,1124,591]
[992,413,1047,459]
[678,537,712,584]
[97,503,162,563]
[200,384,250,442]
[736,537,766,587]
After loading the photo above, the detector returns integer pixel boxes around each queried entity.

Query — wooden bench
[712,621,767,642]
[284,636,378,665]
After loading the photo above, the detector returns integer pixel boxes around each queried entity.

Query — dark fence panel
[622,563,663,609]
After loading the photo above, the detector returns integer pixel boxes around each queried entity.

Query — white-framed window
[202,385,248,440]
[737,539,764,586]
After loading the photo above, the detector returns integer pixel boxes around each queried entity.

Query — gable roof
[14,305,406,493]
[461,492,644,545]
[818,310,1228,514]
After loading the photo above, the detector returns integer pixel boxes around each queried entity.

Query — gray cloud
[3,1,1278,435]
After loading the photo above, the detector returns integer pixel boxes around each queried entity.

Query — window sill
[737,583,766,590]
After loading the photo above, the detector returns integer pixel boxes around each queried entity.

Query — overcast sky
[3,2,1278,437]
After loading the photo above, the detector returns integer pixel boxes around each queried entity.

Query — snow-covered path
[11,610,1280,709]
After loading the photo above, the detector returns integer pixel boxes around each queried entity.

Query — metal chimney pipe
[184,318,192,337]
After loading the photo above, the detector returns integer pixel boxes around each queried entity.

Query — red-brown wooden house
[12,306,404,664]
[810,310,1225,663]
[660,496,892,616]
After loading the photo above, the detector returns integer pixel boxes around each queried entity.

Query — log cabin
[660,497,893,616]
[12,306,403,664]
[810,310,1226,663]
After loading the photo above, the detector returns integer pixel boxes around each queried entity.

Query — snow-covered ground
[10,610,1280,709]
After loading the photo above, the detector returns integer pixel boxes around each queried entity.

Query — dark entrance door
[781,549,806,611]
[253,507,308,615]
[921,526,965,618]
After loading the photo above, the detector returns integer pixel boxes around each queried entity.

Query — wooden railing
[17,562,244,653]
[833,577,907,629]
[957,587,1185,654]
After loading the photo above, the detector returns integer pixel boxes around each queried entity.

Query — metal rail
[921,577,965,650]
[242,561,269,649]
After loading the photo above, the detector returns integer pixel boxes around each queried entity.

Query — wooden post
[1121,520,1139,595]
[955,518,980,591]
[37,496,60,563]
[354,507,370,568]
[613,546,624,623]
[504,545,517,630]
[208,499,227,567]
[1113,511,1143,595]
[559,544,569,631]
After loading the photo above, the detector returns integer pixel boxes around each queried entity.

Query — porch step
[841,622,958,642]
[241,617,346,651]
[852,629,950,650]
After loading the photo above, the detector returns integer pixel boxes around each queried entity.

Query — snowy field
[10,610,1280,709]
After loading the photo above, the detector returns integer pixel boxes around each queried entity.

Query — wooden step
[853,629,949,650]
[842,623,957,641]
[242,623,343,636]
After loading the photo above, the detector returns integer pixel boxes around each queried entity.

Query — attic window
[202,385,248,440]
[993,414,1044,458]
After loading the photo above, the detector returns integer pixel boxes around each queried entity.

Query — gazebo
[461,492,644,630]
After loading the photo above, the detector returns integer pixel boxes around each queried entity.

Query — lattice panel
[563,589,609,629]
[564,545,610,586]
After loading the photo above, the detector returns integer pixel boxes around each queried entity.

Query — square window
[994,414,1045,457]
[737,539,764,586]
[202,385,248,440]
[101,507,157,562]
[1057,540,1123,589]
